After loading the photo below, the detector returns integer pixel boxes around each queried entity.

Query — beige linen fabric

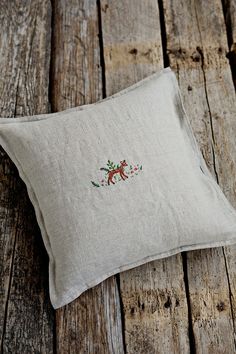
[1,67,236,309]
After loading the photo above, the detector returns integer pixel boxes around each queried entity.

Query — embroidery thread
[91,160,142,187]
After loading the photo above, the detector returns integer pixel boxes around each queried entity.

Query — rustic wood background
[0,0,236,353]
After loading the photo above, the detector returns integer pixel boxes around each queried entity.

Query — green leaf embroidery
[107,160,116,170]
[91,181,100,187]
[100,167,109,172]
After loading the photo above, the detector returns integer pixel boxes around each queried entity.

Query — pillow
[1,67,236,309]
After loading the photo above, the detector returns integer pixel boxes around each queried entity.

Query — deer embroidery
[91,159,142,187]
[104,160,128,185]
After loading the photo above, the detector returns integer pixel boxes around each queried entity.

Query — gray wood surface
[0,1,54,353]
[0,0,236,353]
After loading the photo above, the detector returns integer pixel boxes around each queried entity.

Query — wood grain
[50,1,124,352]
[163,0,236,352]
[50,0,103,111]
[0,0,54,353]
[101,1,190,353]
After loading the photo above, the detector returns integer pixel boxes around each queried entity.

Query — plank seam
[97,0,106,98]
[48,0,56,113]
[115,274,127,354]
[157,0,170,67]
[221,0,233,46]
[181,252,196,354]
[48,2,57,352]
[221,0,236,89]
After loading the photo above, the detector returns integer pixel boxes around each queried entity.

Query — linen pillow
[1,67,236,309]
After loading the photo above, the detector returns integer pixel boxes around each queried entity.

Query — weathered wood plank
[101,0,163,92]
[163,0,236,352]
[0,0,54,353]
[119,258,190,354]
[50,0,103,110]
[51,1,124,352]
[101,1,190,353]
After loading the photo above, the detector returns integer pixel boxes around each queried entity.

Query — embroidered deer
[91,160,142,187]
[101,160,129,185]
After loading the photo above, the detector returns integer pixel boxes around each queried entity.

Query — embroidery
[91,159,143,187]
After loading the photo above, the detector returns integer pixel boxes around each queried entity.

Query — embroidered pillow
[1,67,236,309]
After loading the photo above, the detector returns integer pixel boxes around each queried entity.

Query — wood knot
[142,48,152,57]
[130,307,135,315]
[164,296,172,308]
[216,301,225,312]
[138,297,145,310]
[129,48,138,55]
[196,46,203,55]
[191,52,201,62]
[102,4,109,12]
[167,47,186,59]
[214,113,221,120]
[138,302,145,310]
[178,48,186,55]
[187,85,192,91]
[191,46,203,62]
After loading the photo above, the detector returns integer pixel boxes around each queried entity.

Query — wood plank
[0,0,54,353]
[51,1,124,352]
[100,1,190,353]
[163,0,236,352]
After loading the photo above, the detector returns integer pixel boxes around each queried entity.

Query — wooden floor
[1,0,236,353]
